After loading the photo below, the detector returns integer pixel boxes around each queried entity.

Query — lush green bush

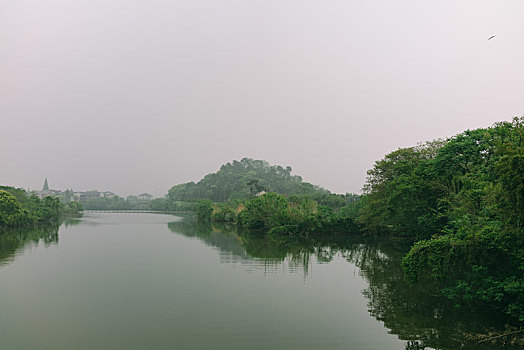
[402,227,523,321]
[0,190,25,226]
[229,193,361,236]
[357,142,446,239]
[0,187,82,228]
[196,200,213,222]
[237,193,290,230]
[358,117,524,320]
[62,201,84,216]
[211,203,237,223]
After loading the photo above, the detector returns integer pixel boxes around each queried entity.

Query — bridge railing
[83,209,195,214]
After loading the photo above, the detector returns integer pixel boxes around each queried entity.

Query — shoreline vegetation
[1,117,522,343]
[0,186,83,230]
[168,118,523,326]
[169,219,524,348]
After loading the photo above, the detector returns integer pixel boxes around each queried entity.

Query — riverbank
[0,186,83,229]
[184,118,523,324]
[196,193,361,237]
[170,217,521,349]
[2,212,518,350]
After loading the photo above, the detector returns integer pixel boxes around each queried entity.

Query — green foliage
[0,190,23,226]
[359,117,524,320]
[0,187,82,228]
[231,193,361,236]
[196,200,213,222]
[150,198,196,212]
[308,192,360,210]
[402,227,524,321]
[167,158,333,203]
[63,201,84,215]
[238,193,290,230]
[211,202,238,223]
[494,119,524,228]
[82,196,140,210]
[150,198,169,211]
[0,186,29,205]
[80,195,193,211]
[359,142,446,238]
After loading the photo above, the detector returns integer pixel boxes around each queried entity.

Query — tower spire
[43,178,49,191]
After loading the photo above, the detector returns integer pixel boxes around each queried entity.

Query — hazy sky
[1,0,523,197]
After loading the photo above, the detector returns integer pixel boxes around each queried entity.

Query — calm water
[0,213,512,350]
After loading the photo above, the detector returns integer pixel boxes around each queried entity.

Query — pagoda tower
[39,178,51,198]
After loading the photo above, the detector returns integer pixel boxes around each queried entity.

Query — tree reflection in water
[0,224,60,267]
[168,218,518,350]
[0,218,82,268]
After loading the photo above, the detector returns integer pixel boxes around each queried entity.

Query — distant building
[35,179,122,202]
[137,193,153,201]
[37,178,65,199]
[80,191,102,202]
[102,191,116,199]
[39,178,51,198]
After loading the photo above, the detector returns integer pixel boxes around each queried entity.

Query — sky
[1,0,523,197]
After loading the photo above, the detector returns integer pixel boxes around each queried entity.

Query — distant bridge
[84,209,195,214]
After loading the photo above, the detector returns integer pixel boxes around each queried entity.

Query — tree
[0,190,22,226]
[238,193,289,230]
[396,118,524,321]
[196,200,213,222]
[359,145,444,238]
[167,158,329,203]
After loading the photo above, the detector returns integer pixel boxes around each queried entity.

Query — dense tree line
[78,196,197,212]
[196,193,360,237]
[170,118,523,321]
[0,186,82,228]
[149,198,196,212]
[189,118,523,321]
[81,196,150,210]
[167,158,357,204]
[357,117,523,321]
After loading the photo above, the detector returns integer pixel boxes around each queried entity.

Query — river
[0,213,515,349]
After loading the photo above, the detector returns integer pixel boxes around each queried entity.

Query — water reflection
[0,216,518,349]
[0,224,60,267]
[0,218,82,268]
[168,220,325,276]
[168,218,518,350]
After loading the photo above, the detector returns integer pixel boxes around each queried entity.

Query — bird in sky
[488,35,496,40]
